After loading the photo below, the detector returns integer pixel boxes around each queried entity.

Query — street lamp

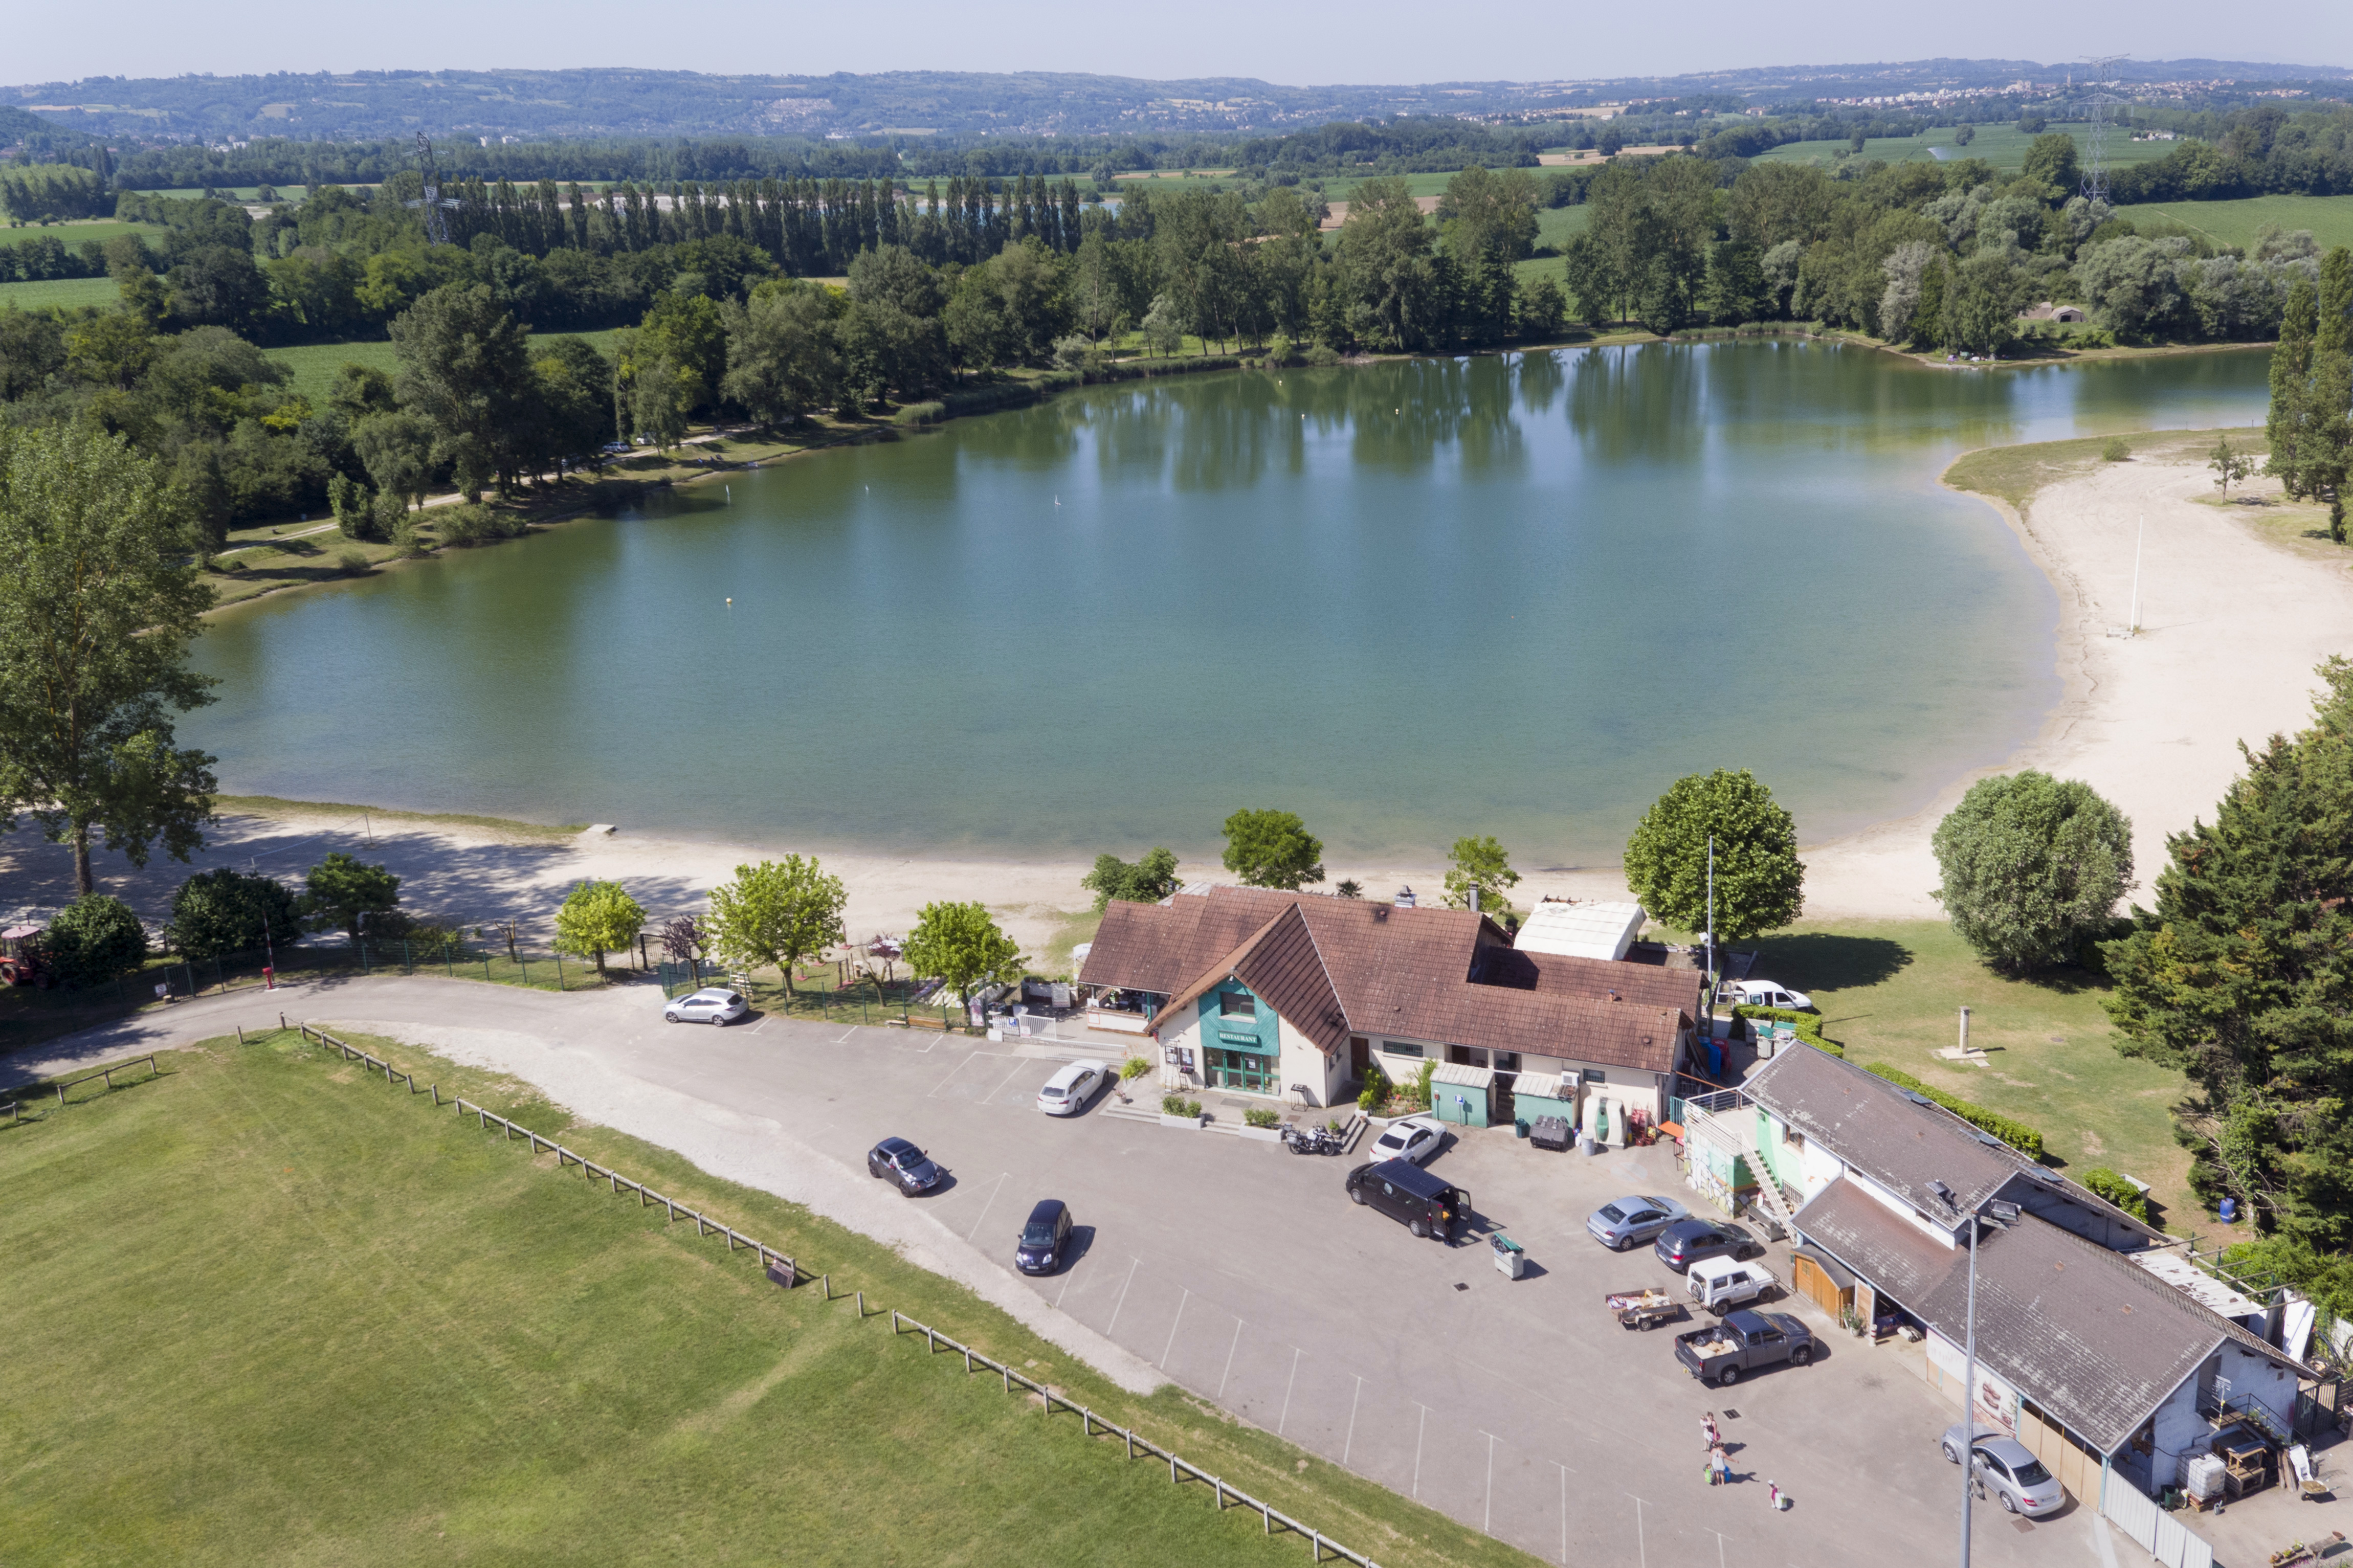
[1929,1181,2019,1568]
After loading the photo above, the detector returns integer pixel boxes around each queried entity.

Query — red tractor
[0,924,53,988]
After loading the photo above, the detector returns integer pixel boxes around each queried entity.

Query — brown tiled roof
[1794,1178,2302,1453]
[1475,945,1703,1015]
[1084,887,1686,1071]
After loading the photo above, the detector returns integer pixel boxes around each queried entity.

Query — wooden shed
[1792,1243,1857,1317]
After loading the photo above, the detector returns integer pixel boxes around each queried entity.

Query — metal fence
[284,1020,1385,1566]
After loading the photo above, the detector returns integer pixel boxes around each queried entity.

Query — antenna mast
[410,132,455,245]
[2077,55,2129,208]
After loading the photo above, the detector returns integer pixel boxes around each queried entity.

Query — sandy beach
[5,448,2345,954]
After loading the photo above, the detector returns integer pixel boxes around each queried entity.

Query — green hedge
[1864,1064,2045,1160]
[2081,1167,2150,1222]
[1732,1004,1843,1057]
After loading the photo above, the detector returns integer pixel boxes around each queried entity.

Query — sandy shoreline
[7,448,2345,954]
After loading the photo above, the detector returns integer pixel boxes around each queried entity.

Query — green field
[266,328,625,401]
[1754,121,2184,176]
[0,1031,1530,1567]
[1745,919,2197,1231]
[2118,193,2353,254]
[0,275,117,311]
[0,218,170,251]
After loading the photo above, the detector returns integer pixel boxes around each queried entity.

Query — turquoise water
[189,342,2270,864]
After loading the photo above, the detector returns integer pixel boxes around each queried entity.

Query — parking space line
[833,1027,856,1044]
[1627,1493,1647,1568]
[1413,1404,1429,1497]
[1103,1257,1139,1337]
[985,1059,1031,1102]
[1277,1347,1301,1437]
[1342,1376,1365,1465]
[1216,1320,1244,1399]
[926,1052,985,1097]
[1482,1430,1498,1533]
[962,1173,1009,1242]
[749,1016,771,1034]
[1561,1464,1573,1566]
[1159,1288,1189,1370]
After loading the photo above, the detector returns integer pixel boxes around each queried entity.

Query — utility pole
[408,132,455,246]
[1705,834,1718,1026]
[2129,514,2145,634]
[2077,56,2129,209]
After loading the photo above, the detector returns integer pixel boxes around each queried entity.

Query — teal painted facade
[1431,1079,1492,1128]
[1199,980,1280,1094]
[1513,1089,1577,1128]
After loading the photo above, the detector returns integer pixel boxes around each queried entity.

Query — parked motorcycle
[1280,1124,1318,1156]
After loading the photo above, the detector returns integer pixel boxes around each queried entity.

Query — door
[1350,1036,1369,1078]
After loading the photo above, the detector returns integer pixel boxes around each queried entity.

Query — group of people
[1700,1412,1786,1511]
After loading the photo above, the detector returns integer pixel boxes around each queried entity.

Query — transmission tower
[2077,55,2129,208]
[406,132,457,245]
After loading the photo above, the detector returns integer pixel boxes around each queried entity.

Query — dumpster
[1492,1233,1526,1280]
[1529,1115,1573,1152]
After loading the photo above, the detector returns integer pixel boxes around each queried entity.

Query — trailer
[1605,1286,1685,1332]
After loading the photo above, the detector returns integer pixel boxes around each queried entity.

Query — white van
[1686,1254,1778,1315]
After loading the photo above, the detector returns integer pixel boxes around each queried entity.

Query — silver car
[1940,1423,2066,1516]
[1586,1194,1690,1250]
[663,988,749,1025]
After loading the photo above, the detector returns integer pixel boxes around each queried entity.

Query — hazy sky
[9,0,2348,87]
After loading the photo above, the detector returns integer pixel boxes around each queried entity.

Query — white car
[663,988,748,1025]
[1367,1115,1445,1165]
[1724,979,1813,1012]
[1035,1060,1110,1116]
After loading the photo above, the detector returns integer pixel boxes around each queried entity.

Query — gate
[2100,1462,2213,1568]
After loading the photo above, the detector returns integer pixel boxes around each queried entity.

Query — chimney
[1469,886,1480,913]
[1394,886,1415,909]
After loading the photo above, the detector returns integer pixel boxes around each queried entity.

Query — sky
[8,0,2349,86]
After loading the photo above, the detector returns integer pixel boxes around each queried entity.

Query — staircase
[1722,1113,1802,1241]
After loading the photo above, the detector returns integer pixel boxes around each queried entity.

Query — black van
[1346,1158,1469,1241]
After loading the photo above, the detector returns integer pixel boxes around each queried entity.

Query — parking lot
[28,977,2132,1565]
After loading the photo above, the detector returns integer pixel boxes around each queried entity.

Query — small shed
[1429,1062,1495,1128]
[2053,305,2086,323]
[1510,1070,1579,1131]
[1514,900,1647,961]
[1791,1244,1857,1317]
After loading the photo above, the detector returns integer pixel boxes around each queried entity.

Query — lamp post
[1704,834,1718,1033]
[1929,1182,2019,1568]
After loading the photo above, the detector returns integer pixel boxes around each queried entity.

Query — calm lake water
[191,343,2270,865]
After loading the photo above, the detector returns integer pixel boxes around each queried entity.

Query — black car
[867,1137,942,1196]
[1654,1218,1758,1273]
[1345,1158,1469,1242]
[1015,1198,1073,1275]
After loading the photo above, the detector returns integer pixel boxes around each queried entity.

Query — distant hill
[7,60,2347,146]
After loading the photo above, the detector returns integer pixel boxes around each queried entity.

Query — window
[1783,1127,1807,1152]
[1219,990,1256,1017]
[1582,1068,1608,1083]
[1493,1052,1521,1074]
[1448,1045,1489,1068]
[1384,1041,1424,1059]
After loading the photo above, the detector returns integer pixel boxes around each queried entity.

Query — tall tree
[301,851,402,940]
[2270,249,2352,541]
[0,424,217,895]
[390,283,533,500]
[1221,808,1325,891]
[1442,835,1521,917]
[1082,847,1181,910]
[903,900,1024,1009]
[1931,771,2133,971]
[553,879,645,976]
[1623,770,1804,943]
[705,856,847,996]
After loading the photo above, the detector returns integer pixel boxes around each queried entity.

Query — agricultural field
[2117,193,2353,254]
[0,218,170,251]
[1753,121,2185,176]
[0,275,118,311]
[0,1031,1526,1568]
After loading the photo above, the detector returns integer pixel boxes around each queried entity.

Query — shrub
[1304,344,1343,367]
[893,400,946,427]
[2102,437,2130,461]
[434,504,510,548]
[165,868,301,960]
[1244,1106,1279,1128]
[43,893,150,987]
[1161,1093,1195,1117]
[1119,1056,1152,1082]
[2081,1167,2150,1222]
[1864,1063,2045,1159]
[1358,1060,1392,1112]
[336,548,369,575]
[1404,1059,1435,1110]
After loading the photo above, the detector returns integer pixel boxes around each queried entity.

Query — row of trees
[1559,143,2326,351]
[0,163,109,223]
[2268,249,2353,540]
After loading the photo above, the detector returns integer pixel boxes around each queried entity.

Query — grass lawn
[0,218,170,251]
[1753,122,2183,176]
[0,1032,1535,1567]
[0,275,117,311]
[267,329,628,402]
[1746,920,2198,1233]
[2118,193,2353,254]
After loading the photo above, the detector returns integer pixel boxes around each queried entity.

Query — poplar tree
[2270,250,2352,542]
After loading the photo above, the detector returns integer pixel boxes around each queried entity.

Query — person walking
[1767,1480,1782,1511]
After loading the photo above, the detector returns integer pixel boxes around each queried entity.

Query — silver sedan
[1940,1424,2067,1516]
[663,988,749,1025]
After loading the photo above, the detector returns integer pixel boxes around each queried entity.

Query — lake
[189,342,2271,866]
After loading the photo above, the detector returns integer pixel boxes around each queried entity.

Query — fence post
[484,955,492,984]
[519,955,528,987]
[556,953,566,990]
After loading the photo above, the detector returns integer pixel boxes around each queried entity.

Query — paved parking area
[20,979,2135,1566]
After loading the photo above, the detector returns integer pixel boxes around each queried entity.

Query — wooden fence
[2,1052,162,1125]
[285,1021,1385,1567]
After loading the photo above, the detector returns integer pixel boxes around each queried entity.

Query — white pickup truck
[1686,1254,1779,1315]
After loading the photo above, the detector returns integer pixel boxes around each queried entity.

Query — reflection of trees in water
[1076,378,1300,493]
[1566,344,1704,465]
[1514,349,1566,415]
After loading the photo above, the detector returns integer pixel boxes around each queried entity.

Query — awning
[1793,1243,1856,1292]
[2,925,42,940]
[1430,1062,1495,1089]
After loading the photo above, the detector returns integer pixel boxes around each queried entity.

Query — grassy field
[1745,920,2200,1231]
[0,218,170,251]
[1754,122,2184,176]
[2118,193,2353,254]
[0,1031,1536,1567]
[0,275,117,311]
[265,328,626,402]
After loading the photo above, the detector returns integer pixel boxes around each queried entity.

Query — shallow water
[190,342,2270,865]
